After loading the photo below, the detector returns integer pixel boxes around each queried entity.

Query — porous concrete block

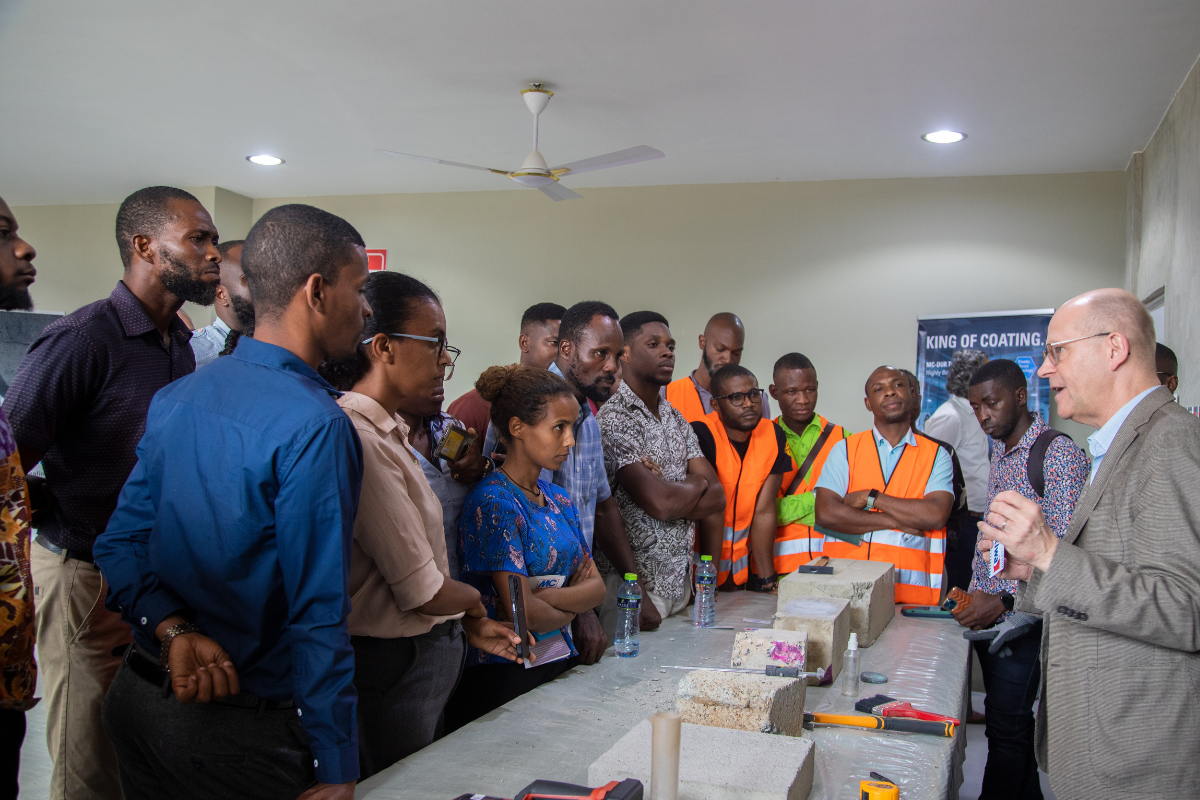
[730,629,807,671]
[588,719,815,800]
[675,671,806,736]
[773,596,850,681]
[777,559,894,646]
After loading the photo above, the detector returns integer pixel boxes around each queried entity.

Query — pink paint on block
[768,641,805,666]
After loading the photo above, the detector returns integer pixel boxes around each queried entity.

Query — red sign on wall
[366,249,387,271]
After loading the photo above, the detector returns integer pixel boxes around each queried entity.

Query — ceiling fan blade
[550,145,664,176]
[376,150,509,176]
[538,183,583,202]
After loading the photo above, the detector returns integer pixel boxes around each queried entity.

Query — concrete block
[773,596,850,681]
[777,559,894,647]
[730,629,808,671]
[675,671,806,736]
[589,719,815,800]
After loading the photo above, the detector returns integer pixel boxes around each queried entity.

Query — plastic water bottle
[841,632,861,697]
[615,573,641,658]
[693,555,717,628]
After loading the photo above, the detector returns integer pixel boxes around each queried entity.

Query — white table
[358,593,970,800]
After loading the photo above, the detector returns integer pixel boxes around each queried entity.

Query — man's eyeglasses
[1042,332,1111,366]
[713,388,764,406]
[362,332,462,380]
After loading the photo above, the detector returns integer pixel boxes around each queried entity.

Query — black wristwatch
[864,488,881,511]
[1000,592,1015,612]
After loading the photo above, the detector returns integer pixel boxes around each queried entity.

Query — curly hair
[477,364,574,441]
[946,349,990,398]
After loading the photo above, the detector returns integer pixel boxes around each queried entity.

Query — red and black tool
[452,778,643,800]
[855,694,960,725]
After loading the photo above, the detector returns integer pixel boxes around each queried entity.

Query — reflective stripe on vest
[773,415,844,572]
[700,412,779,586]
[821,430,947,605]
[666,377,707,423]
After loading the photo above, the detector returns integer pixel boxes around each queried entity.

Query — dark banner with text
[916,310,1053,430]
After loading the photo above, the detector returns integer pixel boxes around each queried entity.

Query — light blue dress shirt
[189,317,230,368]
[815,426,954,497]
[1086,386,1157,483]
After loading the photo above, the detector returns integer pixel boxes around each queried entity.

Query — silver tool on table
[663,665,826,681]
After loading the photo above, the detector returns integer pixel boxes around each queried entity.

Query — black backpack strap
[1027,429,1070,498]
[785,422,836,496]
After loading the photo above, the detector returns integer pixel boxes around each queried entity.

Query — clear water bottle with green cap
[615,573,641,657]
[694,555,717,627]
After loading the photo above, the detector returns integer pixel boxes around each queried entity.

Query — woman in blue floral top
[444,364,607,732]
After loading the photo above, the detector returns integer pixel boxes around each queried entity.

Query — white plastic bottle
[614,573,641,657]
[693,555,717,627]
[841,632,861,697]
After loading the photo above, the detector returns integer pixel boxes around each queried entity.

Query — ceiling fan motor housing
[510,149,556,187]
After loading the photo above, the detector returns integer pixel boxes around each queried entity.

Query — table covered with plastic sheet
[358,592,970,800]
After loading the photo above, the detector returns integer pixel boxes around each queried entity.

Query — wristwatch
[159,622,201,670]
[1000,592,1015,612]
[864,488,881,511]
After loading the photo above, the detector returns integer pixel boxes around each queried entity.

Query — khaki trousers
[32,543,131,800]
[598,572,691,642]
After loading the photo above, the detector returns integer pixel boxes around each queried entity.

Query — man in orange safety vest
[814,366,954,604]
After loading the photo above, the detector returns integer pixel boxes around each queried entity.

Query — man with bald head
[814,365,954,604]
[980,288,1200,798]
[665,312,770,422]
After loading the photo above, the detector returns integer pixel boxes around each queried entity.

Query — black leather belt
[125,645,295,711]
[35,534,94,564]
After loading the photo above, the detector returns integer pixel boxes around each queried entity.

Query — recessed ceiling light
[247,154,284,166]
[922,130,966,144]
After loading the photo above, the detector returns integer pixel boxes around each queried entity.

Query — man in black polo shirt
[4,186,219,800]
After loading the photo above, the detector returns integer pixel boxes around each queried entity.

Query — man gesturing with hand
[95,205,374,800]
[978,289,1200,800]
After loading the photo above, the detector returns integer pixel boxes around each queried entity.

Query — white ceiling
[3,0,1199,205]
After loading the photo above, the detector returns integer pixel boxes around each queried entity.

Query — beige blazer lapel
[1063,386,1174,545]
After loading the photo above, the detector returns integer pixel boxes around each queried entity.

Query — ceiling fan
[377,84,665,201]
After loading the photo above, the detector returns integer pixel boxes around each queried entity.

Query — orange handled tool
[804,712,956,737]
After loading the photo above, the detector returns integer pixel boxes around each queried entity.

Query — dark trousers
[442,655,578,734]
[351,621,466,779]
[946,513,980,592]
[973,619,1044,800]
[102,654,317,800]
[0,708,25,800]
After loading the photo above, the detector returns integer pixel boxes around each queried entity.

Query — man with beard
[0,198,40,800]
[692,365,793,591]
[815,366,954,604]
[665,312,771,423]
[95,204,372,800]
[596,312,725,637]
[4,185,219,800]
[191,239,254,367]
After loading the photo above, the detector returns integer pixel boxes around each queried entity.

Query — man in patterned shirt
[958,358,1088,800]
[0,197,41,799]
[595,312,725,638]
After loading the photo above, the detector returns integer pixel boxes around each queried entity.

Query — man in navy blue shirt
[95,204,372,800]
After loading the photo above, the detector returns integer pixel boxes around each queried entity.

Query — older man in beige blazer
[979,288,1200,800]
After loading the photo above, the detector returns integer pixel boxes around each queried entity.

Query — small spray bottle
[841,633,861,697]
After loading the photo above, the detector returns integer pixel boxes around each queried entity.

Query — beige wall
[256,173,1124,438]
[1126,54,1200,408]
[13,172,1125,438]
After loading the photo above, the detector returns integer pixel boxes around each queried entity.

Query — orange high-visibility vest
[774,415,845,574]
[666,376,708,423]
[822,430,947,605]
[699,412,781,586]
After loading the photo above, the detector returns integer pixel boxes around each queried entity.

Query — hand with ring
[976,490,1059,580]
